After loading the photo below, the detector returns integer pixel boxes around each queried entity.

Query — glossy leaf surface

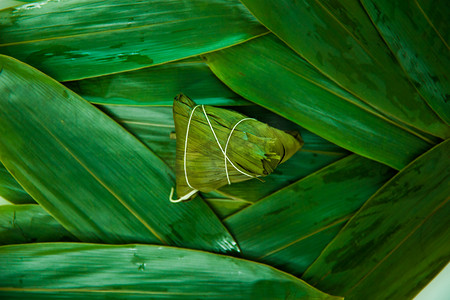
[239,0,449,138]
[205,34,433,170]
[65,58,249,106]
[0,0,268,81]
[225,155,395,275]
[0,55,238,254]
[361,0,450,125]
[302,139,450,298]
[0,243,341,300]
[0,205,75,245]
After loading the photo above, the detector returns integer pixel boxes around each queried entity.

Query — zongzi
[171,94,303,202]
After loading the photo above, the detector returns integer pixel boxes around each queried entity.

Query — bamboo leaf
[302,139,450,298]
[0,0,24,10]
[238,0,449,138]
[203,197,250,220]
[204,34,433,170]
[0,243,341,300]
[0,204,76,245]
[361,0,450,125]
[65,58,249,106]
[0,163,34,204]
[0,54,239,254]
[224,155,395,276]
[0,0,268,81]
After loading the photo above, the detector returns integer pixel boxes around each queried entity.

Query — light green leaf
[0,243,341,300]
[224,155,394,276]
[239,0,449,138]
[205,34,433,170]
[361,0,450,125]
[0,54,238,254]
[0,0,24,10]
[0,204,75,245]
[0,0,268,81]
[302,139,450,299]
[65,58,249,106]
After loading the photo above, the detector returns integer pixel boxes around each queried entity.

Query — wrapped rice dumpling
[170,94,303,202]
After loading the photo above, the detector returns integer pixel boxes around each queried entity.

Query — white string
[224,118,256,184]
[170,105,256,203]
[183,105,201,190]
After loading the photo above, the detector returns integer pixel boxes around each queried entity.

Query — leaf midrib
[20,104,166,244]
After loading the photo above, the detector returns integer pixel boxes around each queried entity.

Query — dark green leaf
[361,0,450,125]
[302,139,450,298]
[239,0,449,138]
[205,34,433,170]
[0,163,34,204]
[0,243,342,300]
[0,54,238,254]
[65,58,249,106]
[224,155,395,275]
[0,0,268,81]
[0,204,76,245]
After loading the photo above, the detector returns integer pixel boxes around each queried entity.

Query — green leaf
[65,58,249,106]
[238,0,449,138]
[98,105,178,168]
[361,0,450,125]
[204,34,433,170]
[0,0,24,10]
[302,139,450,298]
[0,54,238,254]
[224,155,395,276]
[0,204,76,245]
[202,197,251,220]
[0,163,34,204]
[0,0,268,81]
[0,243,341,300]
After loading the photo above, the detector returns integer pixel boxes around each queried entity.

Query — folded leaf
[239,0,449,138]
[302,139,450,298]
[0,163,34,204]
[0,204,75,245]
[224,155,394,275]
[0,243,341,300]
[0,54,238,254]
[361,0,450,125]
[65,58,249,106]
[205,34,433,170]
[172,94,303,200]
[0,0,268,81]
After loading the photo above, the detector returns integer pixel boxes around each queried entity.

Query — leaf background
[0,0,448,299]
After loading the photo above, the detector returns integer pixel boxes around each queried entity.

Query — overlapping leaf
[0,54,238,254]
[0,205,75,245]
[224,155,395,276]
[0,0,268,81]
[302,139,450,299]
[361,0,450,124]
[0,163,34,204]
[65,58,249,106]
[0,243,341,299]
[205,34,433,170]
[238,0,449,138]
